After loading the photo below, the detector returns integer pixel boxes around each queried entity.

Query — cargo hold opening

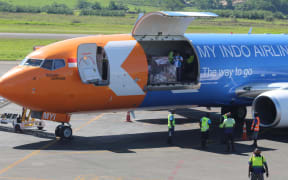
[137,38,199,91]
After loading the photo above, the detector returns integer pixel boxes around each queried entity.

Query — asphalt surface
[0,61,288,180]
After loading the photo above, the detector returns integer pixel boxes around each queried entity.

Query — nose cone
[0,66,27,102]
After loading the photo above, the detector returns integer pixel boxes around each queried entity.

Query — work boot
[226,146,230,152]
[252,140,258,148]
[167,137,171,144]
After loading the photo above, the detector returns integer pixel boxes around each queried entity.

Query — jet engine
[252,90,288,128]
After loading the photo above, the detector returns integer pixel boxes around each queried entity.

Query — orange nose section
[0,69,16,101]
[0,66,28,103]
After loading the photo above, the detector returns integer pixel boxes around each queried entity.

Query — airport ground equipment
[0,108,45,132]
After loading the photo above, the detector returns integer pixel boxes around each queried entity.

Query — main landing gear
[221,106,247,121]
[55,123,73,139]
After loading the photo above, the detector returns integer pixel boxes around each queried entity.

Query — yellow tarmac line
[74,114,103,132]
[0,113,104,176]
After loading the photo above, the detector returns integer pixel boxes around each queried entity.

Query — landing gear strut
[55,123,73,139]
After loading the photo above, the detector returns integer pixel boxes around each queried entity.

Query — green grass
[0,39,58,60]
[0,12,287,34]
[0,11,287,60]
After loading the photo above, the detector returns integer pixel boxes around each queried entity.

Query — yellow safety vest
[168,114,175,128]
[201,117,210,132]
[249,155,266,167]
[220,118,235,128]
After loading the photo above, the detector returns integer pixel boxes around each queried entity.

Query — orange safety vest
[251,116,260,132]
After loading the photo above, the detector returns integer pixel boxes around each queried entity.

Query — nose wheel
[55,124,73,139]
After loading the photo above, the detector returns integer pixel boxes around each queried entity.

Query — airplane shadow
[0,108,282,155]
[13,128,275,156]
[137,108,221,125]
[0,125,55,139]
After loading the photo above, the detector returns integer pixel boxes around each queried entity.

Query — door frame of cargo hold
[132,11,217,91]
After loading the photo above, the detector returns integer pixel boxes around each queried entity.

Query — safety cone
[126,111,132,122]
[242,121,248,140]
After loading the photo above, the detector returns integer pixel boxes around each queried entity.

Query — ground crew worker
[173,52,183,82]
[200,113,212,148]
[168,51,174,64]
[219,112,236,152]
[187,54,194,64]
[248,148,269,180]
[167,111,175,144]
[251,112,260,147]
[219,112,230,144]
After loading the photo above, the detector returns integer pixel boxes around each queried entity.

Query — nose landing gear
[55,123,73,139]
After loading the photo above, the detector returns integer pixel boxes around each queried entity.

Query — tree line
[0,0,288,20]
[187,0,288,20]
[0,0,132,16]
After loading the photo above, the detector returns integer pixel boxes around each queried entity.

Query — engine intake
[252,90,288,128]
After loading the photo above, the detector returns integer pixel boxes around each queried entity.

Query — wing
[235,82,288,98]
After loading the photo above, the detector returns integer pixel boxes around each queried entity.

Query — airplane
[0,11,288,139]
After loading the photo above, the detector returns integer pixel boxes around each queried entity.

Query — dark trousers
[225,133,235,151]
[251,172,264,180]
[201,131,209,148]
[176,67,182,81]
[252,131,259,147]
[168,127,175,144]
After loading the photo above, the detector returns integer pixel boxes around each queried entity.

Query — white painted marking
[105,40,145,96]
[68,63,77,68]
[171,89,199,94]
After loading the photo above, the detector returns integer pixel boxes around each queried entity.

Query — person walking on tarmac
[167,111,176,145]
[248,148,269,180]
[200,113,212,148]
[251,112,260,147]
[219,112,236,152]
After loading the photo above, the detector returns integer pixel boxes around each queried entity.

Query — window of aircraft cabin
[53,59,66,70]
[41,60,53,70]
[21,59,43,67]
[41,59,66,71]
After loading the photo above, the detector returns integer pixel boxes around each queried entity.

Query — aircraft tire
[221,107,231,115]
[55,125,62,137]
[221,106,247,120]
[61,126,73,139]
[232,106,247,121]
[14,124,21,133]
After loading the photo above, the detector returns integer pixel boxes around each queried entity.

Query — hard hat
[254,148,261,154]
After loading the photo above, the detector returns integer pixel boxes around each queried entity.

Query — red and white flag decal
[68,58,77,68]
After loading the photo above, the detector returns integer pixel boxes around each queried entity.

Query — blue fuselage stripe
[140,34,288,108]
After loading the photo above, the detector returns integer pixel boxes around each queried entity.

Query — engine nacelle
[252,90,288,128]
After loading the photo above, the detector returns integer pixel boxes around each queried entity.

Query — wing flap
[235,82,288,98]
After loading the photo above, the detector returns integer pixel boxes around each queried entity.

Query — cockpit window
[41,60,53,70]
[21,59,43,67]
[53,59,65,70]
[41,59,66,71]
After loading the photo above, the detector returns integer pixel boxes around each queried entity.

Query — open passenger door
[77,43,102,84]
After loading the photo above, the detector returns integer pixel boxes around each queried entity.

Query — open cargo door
[132,11,218,36]
[132,12,217,91]
[77,43,102,84]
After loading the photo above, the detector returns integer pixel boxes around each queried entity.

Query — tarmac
[0,61,288,180]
